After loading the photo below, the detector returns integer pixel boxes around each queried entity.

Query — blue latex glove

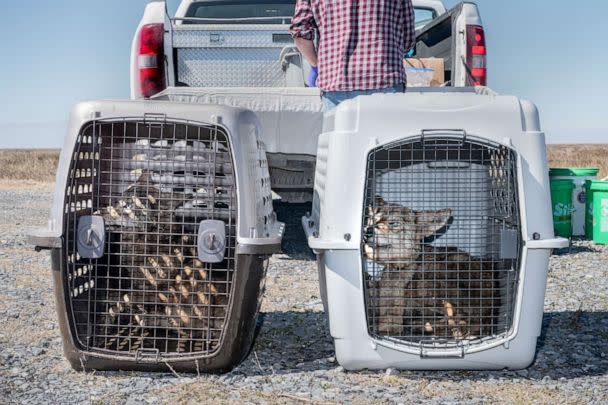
[308,66,318,87]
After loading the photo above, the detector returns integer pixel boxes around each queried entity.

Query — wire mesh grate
[362,135,521,348]
[63,118,237,358]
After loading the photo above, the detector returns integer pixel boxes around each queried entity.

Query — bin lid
[586,180,608,192]
[550,168,600,177]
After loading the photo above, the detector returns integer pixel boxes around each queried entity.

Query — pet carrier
[303,89,569,370]
[29,100,284,373]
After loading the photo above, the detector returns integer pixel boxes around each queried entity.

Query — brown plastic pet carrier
[29,101,284,372]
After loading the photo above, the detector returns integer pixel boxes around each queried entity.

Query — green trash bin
[585,180,608,244]
[550,179,575,238]
[549,168,599,236]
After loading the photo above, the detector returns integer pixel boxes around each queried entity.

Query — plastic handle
[420,348,465,359]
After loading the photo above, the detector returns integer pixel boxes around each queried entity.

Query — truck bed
[155,86,323,202]
[155,87,323,156]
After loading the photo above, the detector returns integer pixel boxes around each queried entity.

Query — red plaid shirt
[290,0,416,92]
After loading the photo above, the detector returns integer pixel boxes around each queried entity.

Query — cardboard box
[404,58,445,87]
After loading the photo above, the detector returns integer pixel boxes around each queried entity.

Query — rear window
[184,2,438,27]
[185,0,296,24]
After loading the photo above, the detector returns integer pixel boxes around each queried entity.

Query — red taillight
[138,23,166,98]
[466,25,487,86]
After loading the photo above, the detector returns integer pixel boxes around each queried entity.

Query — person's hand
[308,66,318,87]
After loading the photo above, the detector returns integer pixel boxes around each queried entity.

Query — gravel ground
[0,184,607,405]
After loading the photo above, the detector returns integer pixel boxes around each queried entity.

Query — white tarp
[155,87,324,156]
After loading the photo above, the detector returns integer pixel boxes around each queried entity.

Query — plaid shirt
[290,0,416,92]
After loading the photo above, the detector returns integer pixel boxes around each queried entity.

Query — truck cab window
[185,1,296,24]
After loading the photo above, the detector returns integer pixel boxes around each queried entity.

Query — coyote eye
[388,222,401,229]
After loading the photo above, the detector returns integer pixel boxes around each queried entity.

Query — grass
[0,149,59,182]
[0,145,606,184]
[547,144,608,179]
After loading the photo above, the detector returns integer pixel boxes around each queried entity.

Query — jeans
[321,84,405,111]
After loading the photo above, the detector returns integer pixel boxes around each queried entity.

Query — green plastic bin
[585,180,608,244]
[549,168,599,236]
[550,179,575,238]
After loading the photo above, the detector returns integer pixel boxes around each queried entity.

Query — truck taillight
[138,23,166,98]
[466,25,487,86]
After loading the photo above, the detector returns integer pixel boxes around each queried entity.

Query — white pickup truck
[130,0,487,202]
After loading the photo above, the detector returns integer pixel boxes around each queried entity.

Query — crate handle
[421,129,467,147]
[420,347,465,359]
[419,340,465,359]
[143,113,167,123]
[136,348,161,363]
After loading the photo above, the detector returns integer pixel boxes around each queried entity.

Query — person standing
[290,0,416,110]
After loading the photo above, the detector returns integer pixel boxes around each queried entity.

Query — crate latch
[77,216,106,259]
[197,220,226,263]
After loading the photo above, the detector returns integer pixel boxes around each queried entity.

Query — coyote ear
[369,196,386,224]
[374,196,386,207]
[367,205,383,224]
[415,208,452,239]
[366,206,377,226]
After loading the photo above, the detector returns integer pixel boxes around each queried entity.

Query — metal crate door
[361,134,522,351]
[63,118,237,359]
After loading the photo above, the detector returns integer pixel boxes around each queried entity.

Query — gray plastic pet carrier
[303,90,568,370]
[29,100,284,373]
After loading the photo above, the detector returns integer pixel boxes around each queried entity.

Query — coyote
[97,172,229,353]
[364,197,501,341]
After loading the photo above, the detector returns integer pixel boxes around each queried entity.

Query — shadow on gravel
[533,310,608,379]
[246,310,608,380]
[274,202,315,261]
[60,311,606,380]
[553,239,603,255]
[249,310,335,374]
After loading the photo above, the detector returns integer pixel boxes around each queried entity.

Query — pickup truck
[130,0,487,202]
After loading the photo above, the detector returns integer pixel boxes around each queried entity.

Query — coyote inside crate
[364,196,501,341]
[97,172,229,353]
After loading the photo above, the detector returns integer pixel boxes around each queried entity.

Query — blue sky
[0,0,606,147]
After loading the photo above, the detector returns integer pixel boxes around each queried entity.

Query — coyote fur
[364,197,501,341]
[98,172,229,353]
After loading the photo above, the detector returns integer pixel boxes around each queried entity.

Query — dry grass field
[547,144,608,179]
[0,149,59,183]
[0,145,606,184]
